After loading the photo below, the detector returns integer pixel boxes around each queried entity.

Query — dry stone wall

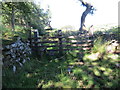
[2,37,31,73]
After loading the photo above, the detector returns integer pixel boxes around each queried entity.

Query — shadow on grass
[3,50,120,88]
[2,53,71,88]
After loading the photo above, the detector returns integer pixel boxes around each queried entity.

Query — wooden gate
[29,30,94,56]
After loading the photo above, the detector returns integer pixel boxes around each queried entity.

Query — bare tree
[78,0,95,31]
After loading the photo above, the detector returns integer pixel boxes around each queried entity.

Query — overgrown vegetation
[2,26,120,88]
[1,1,120,89]
[3,44,120,88]
[1,2,50,45]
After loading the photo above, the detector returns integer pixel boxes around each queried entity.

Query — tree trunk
[79,7,92,31]
[79,0,93,31]
[11,6,15,31]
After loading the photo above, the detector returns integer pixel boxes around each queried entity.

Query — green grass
[3,54,68,88]
[2,26,120,88]
[3,49,120,88]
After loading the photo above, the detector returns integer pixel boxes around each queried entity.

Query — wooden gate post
[58,30,63,55]
[29,28,32,48]
[34,29,39,56]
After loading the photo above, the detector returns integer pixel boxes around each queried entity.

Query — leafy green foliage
[2,15,120,89]
[2,2,51,46]
[2,2,50,39]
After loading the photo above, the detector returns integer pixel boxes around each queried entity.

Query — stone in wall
[2,37,31,73]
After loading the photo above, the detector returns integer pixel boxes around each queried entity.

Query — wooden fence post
[29,28,32,48]
[58,30,63,55]
[34,29,39,56]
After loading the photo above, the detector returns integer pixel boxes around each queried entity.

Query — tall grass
[2,26,120,88]
[3,45,120,88]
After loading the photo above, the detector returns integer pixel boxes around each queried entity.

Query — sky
[35,0,118,29]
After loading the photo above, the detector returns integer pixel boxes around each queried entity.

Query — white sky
[35,0,118,29]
